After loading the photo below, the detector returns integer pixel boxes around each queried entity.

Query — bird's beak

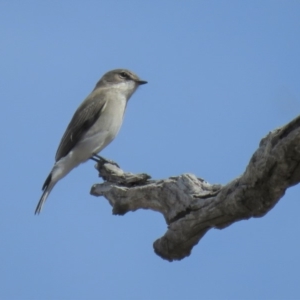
[137,80,148,85]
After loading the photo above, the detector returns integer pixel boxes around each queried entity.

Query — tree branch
[90,115,300,261]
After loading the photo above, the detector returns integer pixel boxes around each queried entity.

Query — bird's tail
[35,172,57,214]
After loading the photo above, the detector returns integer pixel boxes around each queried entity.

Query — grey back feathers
[55,93,107,161]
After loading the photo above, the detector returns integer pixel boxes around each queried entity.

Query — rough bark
[90,115,300,261]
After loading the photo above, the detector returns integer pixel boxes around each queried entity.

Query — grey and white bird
[35,69,147,214]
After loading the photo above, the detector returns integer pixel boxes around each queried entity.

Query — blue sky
[1,1,300,299]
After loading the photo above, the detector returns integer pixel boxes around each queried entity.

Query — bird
[35,69,147,214]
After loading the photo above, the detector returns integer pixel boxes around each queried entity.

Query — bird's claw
[90,154,120,168]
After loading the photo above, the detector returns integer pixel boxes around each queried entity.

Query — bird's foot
[90,154,120,168]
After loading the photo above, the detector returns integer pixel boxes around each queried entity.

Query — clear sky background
[1,1,300,299]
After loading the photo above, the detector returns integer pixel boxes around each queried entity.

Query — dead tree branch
[90,115,300,261]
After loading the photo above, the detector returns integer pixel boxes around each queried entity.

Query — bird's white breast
[73,93,127,162]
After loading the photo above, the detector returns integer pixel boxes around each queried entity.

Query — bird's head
[94,69,147,98]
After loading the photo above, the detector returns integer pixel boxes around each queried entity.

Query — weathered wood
[90,115,300,261]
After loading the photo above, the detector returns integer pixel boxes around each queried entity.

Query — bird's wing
[55,90,107,161]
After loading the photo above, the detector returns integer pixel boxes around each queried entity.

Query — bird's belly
[72,96,126,162]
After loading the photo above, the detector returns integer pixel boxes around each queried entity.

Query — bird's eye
[120,72,128,78]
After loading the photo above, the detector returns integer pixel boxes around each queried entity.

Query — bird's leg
[92,153,104,160]
[90,154,120,168]
[90,157,99,162]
